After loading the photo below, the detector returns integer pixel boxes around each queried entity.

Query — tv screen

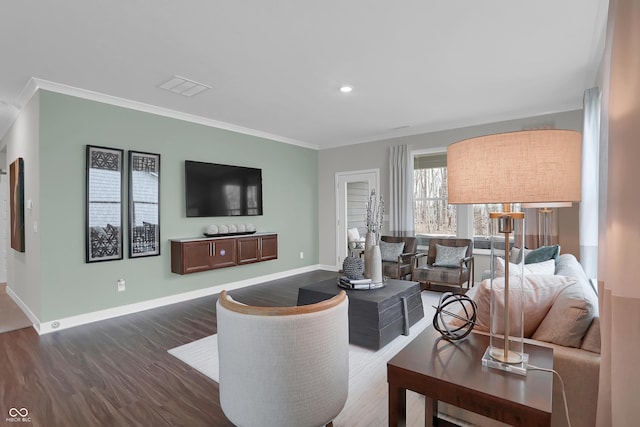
[185,160,263,217]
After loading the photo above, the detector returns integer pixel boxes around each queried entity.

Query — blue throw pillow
[525,245,561,264]
[379,241,405,262]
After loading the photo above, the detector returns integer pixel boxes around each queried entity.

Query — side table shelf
[170,233,278,275]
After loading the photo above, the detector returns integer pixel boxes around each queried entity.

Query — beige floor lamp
[447,129,581,374]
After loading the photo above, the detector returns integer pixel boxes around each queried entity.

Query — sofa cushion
[532,278,598,347]
[530,254,599,348]
[525,245,561,264]
[433,244,468,268]
[580,317,601,354]
[495,258,555,277]
[379,240,405,262]
[464,274,575,337]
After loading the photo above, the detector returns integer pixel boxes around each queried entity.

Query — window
[413,154,456,236]
[413,152,518,249]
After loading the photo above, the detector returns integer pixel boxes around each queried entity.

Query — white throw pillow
[495,258,555,277]
[510,247,532,264]
[466,275,576,337]
[433,244,468,268]
[347,228,361,242]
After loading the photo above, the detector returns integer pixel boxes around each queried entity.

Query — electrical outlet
[117,279,126,292]
[300,251,304,259]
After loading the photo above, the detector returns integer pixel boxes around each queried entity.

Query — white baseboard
[35,265,329,335]
[5,286,39,330]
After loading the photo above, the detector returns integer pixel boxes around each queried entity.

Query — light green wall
[38,90,318,321]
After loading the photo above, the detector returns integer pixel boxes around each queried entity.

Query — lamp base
[482,347,529,376]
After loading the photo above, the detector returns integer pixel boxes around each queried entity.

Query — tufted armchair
[216,290,349,427]
[412,238,474,291]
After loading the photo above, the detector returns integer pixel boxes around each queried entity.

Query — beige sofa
[442,254,600,427]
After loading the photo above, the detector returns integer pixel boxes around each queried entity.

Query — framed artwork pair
[85,146,160,263]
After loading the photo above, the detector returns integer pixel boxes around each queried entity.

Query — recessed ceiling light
[159,75,211,97]
[340,85,353,93]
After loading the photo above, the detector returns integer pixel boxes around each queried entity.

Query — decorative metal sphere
[432,292,477,341]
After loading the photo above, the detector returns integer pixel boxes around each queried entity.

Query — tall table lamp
[521,202,572,247]
[447,129,581,375]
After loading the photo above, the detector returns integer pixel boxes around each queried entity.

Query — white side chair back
[217,290,349,427]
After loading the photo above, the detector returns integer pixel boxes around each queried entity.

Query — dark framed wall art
[128,151,160,258]
[86,145,124,263]
[9,157,25,253]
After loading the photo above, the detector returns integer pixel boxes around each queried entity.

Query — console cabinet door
[237,237,260,264]
[210,239,237,268]
[260,234,278,261]
[176,241,212,274]
[237,235,278,264]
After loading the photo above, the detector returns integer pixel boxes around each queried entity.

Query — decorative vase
[342,256,365,280]
[364,231,375,278]
[370,244,383,284]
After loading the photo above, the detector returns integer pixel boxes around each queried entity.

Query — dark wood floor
[0,270,337,427]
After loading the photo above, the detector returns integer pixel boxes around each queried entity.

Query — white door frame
[335,169,380,268]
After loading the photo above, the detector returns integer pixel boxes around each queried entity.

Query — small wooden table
[387,327,553,427]
[297,278,423,350]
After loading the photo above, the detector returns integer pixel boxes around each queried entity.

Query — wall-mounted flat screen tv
[185,160,263,217]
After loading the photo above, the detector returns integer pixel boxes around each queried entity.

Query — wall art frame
[128,150,161,258]
[9,157,25,253]
[86,145,124,263]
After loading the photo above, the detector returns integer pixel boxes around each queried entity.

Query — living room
[1,1,639,426]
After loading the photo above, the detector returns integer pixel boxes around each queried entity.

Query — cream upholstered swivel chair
[216,290,349,427]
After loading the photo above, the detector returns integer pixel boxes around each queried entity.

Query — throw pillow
[433,244,468,268]
[467,274,576,337]
[532,276,598,347]
[347,227,360,242]
[379,240,405,262]
[495,258,555,277]
[510,246,532,264]
[525,245,561,264]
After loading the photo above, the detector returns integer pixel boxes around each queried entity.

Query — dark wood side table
[387,327,553,427]
[297,278,423,350]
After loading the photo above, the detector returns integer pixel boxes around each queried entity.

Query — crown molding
[19,78,319,150]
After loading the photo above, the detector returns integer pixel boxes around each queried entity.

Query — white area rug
[169,290,458,426]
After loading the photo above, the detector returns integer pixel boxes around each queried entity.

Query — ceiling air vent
[159,75,211,97]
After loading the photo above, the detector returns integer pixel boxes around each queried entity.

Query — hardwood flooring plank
[0,269,338,427]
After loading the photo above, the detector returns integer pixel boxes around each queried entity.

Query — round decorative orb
[245,223,255,232]
[228,224,238,233]
[218,224,229,234]
[206,225,219,235]
[237,224,246,232]
[432,292,477,341]
[342,256,365,280]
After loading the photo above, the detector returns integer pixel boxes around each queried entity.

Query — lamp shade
[447,130,582,204]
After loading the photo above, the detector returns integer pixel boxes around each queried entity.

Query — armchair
[379,236,418,280]
[412,238,474,291]
[347,227,366,256]
[216,290,349,427]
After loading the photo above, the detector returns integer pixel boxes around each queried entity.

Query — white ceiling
[0,1,609,150]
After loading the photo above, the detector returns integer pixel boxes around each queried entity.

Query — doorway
[335,169,379,268]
